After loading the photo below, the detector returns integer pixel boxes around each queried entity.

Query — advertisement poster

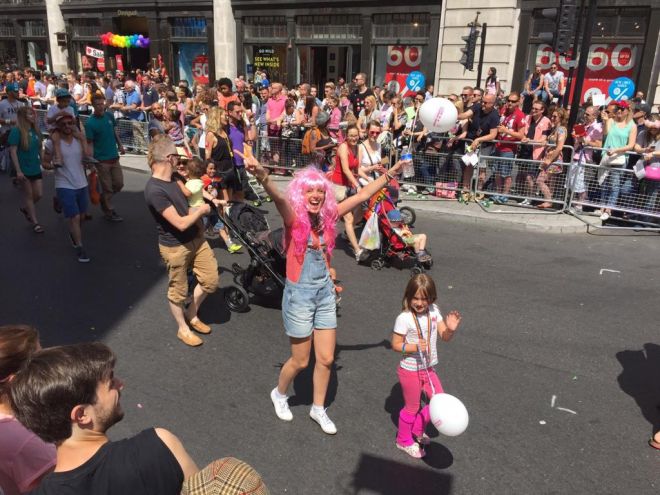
[384,45,423,97]
[252,46,285,81]
[176,43,208,84]
[535,43,639,104]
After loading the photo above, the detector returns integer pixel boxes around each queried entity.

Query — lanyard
[411,310,431,357]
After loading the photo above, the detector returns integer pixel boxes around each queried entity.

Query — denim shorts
[493,151,515,177]
[282,279,337,338]
[56,186,89,219]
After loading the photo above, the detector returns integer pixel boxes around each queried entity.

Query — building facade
[2,0,658,106]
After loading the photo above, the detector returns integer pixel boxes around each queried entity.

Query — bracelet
[385,172,394,181]
[401,343,406,354]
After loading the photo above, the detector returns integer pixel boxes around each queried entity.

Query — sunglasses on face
[369,131,380,136]
[461,94,470,98]
[507,99,519,103]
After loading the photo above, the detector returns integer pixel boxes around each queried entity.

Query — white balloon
[418,98,458,133]
[429,393,469,437]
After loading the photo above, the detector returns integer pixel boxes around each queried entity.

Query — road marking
[551,395,556,408]
[556,407,577,415]
[599,268,621,275]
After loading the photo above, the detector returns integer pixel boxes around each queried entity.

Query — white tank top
[360,142,381,167]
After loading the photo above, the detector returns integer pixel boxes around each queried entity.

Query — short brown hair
[402,274,437,311]
[0,325,39,399]
[11,343,116,443]
[148,134,177,167]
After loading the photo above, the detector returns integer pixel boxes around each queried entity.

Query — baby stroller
[220,202,286,312]
[360,184,433,275]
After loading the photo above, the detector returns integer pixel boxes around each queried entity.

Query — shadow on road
[616,343,660,438]
[338,453,452,494]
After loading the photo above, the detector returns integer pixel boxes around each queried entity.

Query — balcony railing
[22,21,47,37]
[296,24,361,40]
[372,23,429,40]
[0,0,44,5]
[71,24,101,38]
[244,24,287,40]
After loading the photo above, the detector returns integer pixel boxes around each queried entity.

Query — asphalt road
[1,169,659,495]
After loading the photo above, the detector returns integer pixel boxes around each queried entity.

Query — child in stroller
[387,209,432,263]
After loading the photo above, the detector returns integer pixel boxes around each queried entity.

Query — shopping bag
[88,170,101,205]
[435,182,457,199]
[359,212,380,250]
[633,161,646,180]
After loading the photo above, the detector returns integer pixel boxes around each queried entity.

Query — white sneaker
[520,199,532,206]
[270,388,293,421]
[309,407,337,434]
[600,211,610,221]
[396,441,425,458]
[354,248,364,263]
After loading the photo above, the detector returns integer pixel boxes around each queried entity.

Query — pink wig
[287,166,338,257]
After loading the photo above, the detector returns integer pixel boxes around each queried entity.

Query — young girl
[201,161,242,253]
[391,274,461,458]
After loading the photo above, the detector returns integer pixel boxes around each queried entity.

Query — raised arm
[338,159,403,216]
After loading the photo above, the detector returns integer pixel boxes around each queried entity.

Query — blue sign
[406,71,425,92]
[608,77,635,101]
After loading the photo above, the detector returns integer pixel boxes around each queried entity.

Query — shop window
[531,7,648,41]
[0,21,14,37]
[171,17,207,39]
[372,14,429,40]
[593,9,617,38]
[71,18,101,38]
[296,15,360,40]
[244,17,287,39]
[618,10,647,38]
[173,43,209,84]
[22,20,46,37]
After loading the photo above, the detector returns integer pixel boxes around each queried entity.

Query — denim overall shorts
[282,234,337,338]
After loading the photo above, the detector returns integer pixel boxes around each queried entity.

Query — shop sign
[384,45,423,97]
[117,10,138,17]
[253,47,281,70]
[535,43,638,104]
[192,54,209,84]
[85,46,104,59]
[97,57,105,72]
[115,54,124,72]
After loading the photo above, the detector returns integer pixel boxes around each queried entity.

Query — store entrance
[114,16,150,70]
[298,45,360,86]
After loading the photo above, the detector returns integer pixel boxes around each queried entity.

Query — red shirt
[331,144,359,186]
[496,107,526,153]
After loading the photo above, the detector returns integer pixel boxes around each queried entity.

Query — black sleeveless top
[210,132,235,173]
[32,428,184,495]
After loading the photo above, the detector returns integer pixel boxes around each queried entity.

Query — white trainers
[396,441,426,458]
[309,407,337,435]
[270,388,293,421]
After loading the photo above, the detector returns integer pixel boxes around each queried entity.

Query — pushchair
[360,182,432,275]
[220,202,286,312]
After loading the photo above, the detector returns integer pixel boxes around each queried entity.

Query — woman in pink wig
[236,149,403,434]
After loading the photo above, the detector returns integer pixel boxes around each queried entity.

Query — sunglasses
[369,131,380,136]
[461,94,470,98]
[507,99,519,103]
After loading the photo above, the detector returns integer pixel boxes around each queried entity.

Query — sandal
[33,224,44,234]
[19,207,32,223]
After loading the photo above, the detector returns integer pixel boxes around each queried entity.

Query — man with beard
[349,72,374,115]
[9,343,198,494]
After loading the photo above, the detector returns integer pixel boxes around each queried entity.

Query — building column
[147,16,160,72]
[424,14,441,90]
[286,16,295,87]
[235,16,244,77]
[360,15,371,81]
[206,14,215,83]
[45,0,68,74]
[158,19,172,79]
[213,0,236,80]
[13,20,25,68]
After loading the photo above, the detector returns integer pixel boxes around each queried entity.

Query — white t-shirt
[0,99,26,125]
[198,113,207,150]
[544,71,564,92]
[393,305,442,371]
[72,83,84,100]
[45,138,88,190]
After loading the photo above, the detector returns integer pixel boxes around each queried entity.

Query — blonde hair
[206,107,226,135]
[364,95,377,110]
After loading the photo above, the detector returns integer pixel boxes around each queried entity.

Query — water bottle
[401,152,414,178]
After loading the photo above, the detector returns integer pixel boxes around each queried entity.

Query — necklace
[411,310,431,358]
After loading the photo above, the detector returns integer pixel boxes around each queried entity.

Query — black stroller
[221,202,286,312]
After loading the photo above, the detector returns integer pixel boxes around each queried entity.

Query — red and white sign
[97,57,105,72]
[384,45,423,97]
[192,54,209,84]
[115,54,124,72]
[535,43,638,104]
[82,56,93,70]
[85,46,104,59]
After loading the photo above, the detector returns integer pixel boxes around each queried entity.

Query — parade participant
[9,106,44,233]
[238,147,404,435]
[0,325,55,495]
[227,100,256,201]
[144,135,219,347]
[45,113,92,262]
[85,94,125,222]
[390,274,461,458]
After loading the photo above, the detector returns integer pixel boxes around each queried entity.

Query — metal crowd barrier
[255,135,314,172]
[473,142,574,214]
[34,108,150,154]
[566,146,660,231]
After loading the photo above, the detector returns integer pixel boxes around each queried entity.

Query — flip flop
[19,207,32,223]
[33,224,44,234]
[649,438,660,450]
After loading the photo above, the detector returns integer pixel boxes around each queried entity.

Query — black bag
[227,202,269,234]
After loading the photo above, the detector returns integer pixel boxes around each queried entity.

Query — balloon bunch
[100,32,150,49]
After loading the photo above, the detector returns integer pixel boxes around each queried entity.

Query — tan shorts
[332,183,347,203]
[158,237,219,305]
[96,159,124,195]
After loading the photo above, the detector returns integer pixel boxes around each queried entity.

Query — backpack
[301,127,320,155]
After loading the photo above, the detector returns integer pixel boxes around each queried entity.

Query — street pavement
[1,163,659,495]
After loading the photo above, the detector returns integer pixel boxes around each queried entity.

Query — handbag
[645,166,660,181]
[358,212,380,250]
[88,170,101,205]
[434,181,457,199]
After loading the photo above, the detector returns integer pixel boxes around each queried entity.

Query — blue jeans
[600,168,623,208]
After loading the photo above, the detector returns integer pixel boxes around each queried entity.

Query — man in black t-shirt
[349,72,374,116]
[144,134,219,347]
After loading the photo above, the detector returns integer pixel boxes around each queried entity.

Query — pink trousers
[396,366,444,446]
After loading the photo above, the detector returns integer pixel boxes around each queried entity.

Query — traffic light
[539,0,578,55]
[460,25,479,71]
